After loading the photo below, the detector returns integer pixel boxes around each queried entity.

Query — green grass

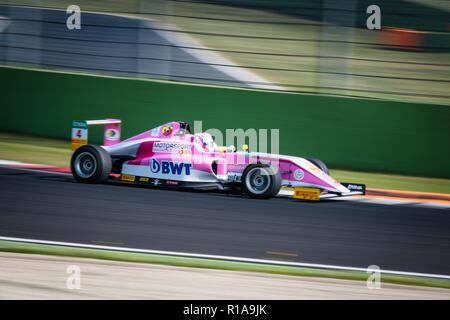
[1,132,449,194]
[0,132,71,167]
[1,240,449,289]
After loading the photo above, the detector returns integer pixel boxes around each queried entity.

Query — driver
[194,132,217,152]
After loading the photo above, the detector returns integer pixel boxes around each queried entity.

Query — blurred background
[0,0,449,104]
[1,2,450,299]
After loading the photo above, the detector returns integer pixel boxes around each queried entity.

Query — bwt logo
[151,158,192,175]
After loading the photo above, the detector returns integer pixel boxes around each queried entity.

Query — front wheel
[71,144,112,183]
[307,158,329,175]
[241,163,282,199]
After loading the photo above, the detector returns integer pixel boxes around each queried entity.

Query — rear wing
[71,119,122,152]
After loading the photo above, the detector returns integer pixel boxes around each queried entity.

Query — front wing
[283,183,366,201]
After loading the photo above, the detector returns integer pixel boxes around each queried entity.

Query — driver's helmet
[194,133,216,152]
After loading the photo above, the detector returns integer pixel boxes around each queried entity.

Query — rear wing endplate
[71,119,122,152]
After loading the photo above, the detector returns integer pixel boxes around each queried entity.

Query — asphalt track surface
[0,166,449,276]
[0,5,238,84]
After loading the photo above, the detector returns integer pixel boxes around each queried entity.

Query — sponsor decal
[151,158,161,173]
[179,149,192,156]
[71,138,87,151]
[293,187,320,201]
[139,177,149,182]
[71,127,88,151]
[105,128,119,141]
[166,180,179,186]
[72,128,87,140]
[293,169,304,181]
[162,125,173,136]
[121,174,135,182]
[152,142,192,155]
[150,158,192,176]
[72,120,87,128]
[227,171,242,183]
[341,183,366,194]
[152,179,161,186]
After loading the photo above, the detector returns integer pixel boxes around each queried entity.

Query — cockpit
[173,121,192,137]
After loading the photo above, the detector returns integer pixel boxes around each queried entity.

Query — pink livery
[70,120,365,199]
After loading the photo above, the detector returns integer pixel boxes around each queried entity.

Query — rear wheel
[242,163,281,199]
[307,158,329,175]
[71,144,112,183]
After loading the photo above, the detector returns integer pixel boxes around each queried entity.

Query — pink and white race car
[70,119,365,200]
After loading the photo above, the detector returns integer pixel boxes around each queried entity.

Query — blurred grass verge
[0,132,70,167]
[0,240,448,289]
[0,132,449,194]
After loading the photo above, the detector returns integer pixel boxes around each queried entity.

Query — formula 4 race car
[70,119,365,200]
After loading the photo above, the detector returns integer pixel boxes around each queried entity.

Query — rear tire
[307,158,329,175]
[241,163,282,199]
[71,144,112,183]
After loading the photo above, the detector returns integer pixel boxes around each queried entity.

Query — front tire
[307,158,329,175]
[71,144,112,183]
[241,163,282,199]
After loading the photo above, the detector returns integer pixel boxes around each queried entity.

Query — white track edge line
[0,236,449,280]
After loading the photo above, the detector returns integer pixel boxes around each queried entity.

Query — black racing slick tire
[241,163,282,199]
[71,144,112,183]
[307,158,329,175]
